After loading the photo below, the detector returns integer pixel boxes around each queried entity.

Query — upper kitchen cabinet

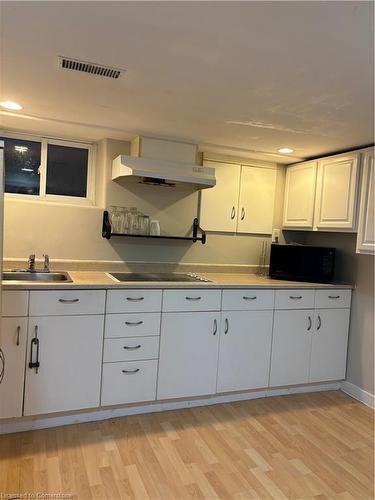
[200,160,276,234]
[283,161,318,229]
[283,151,361,232]
[356,149,374,254]
[200,161,241,232]
[314,152,360,231]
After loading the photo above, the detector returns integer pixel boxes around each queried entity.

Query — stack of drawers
[101,289,162,406]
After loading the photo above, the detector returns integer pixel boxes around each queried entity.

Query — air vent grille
[58,57,125,79]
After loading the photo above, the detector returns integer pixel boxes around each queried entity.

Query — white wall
[3,138,286,265]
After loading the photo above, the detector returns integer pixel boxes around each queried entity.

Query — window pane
[1,137,41,195]
[46,144,88,197]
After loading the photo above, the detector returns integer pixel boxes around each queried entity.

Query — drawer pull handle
[16,325,21,346]
[243,296,257,300]
[328,295,340,299]
[289,296,303,300]
[317,315,322,331]
[224,318,229,335]
[59,298,79,303]
[125,321,143,326]
[126,297,144,302]
[185,296,201,301]
[307,316,312,331]
[122,368,140,374]
[123,345,141,350]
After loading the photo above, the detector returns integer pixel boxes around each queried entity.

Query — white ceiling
[0,1,374,163]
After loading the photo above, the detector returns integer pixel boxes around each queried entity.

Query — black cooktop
[109,272,211,283]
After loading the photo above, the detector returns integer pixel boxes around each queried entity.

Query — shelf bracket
[192,218,206,244]
[102,210,112,239]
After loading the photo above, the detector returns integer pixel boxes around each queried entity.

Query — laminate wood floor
[0,391,373,500]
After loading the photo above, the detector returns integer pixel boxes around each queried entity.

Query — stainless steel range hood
[112,137,216,189]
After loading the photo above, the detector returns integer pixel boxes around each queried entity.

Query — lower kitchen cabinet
[0,318,28,418]
[270,310,313,386]
[309,309,350,382]
[217,311,273,393]
[24,315,104,416]
[157,312,220,399]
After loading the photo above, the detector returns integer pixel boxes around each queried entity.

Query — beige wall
[285,231,374,396]
[3,139,286,266]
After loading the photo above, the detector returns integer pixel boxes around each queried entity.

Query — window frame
[1,131,96,206]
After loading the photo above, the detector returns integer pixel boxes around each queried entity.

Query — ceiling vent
[58,56,125,79]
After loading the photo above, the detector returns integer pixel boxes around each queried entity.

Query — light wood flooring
[0,391,373,500]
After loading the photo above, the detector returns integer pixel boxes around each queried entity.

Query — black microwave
[269,244,336,283]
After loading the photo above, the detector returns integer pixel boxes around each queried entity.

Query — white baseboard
[0,382,340,435]
[340,381,375,408]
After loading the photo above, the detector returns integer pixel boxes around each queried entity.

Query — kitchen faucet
[26,254,50,273]
[27,254,36,272]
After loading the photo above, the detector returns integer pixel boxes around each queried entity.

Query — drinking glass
[109,206,122,233]
[139,215,150,235]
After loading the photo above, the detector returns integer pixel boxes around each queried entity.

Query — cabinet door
[237,166,276,234]
[315,153,360,230]
[283,161,317,228]
[157,312,220,399]
[199,161,241,232]
[309,309,350,383]
[24,315,104,416]
[270,310,313,386]
[0,318,28,418]
[356,149,375,254]
[217,311,273,393]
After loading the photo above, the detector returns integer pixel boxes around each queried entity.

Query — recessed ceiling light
[278,147,294,154]
[0,100,23,110]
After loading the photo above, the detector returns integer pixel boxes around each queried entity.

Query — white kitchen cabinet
[356,149,375,254]
[0,318,28,418]
[270,310,313,386]
[314,152,360,231]
[157,312,220,399]
[217,310,273,393]
[24,315,104,416]
[200,161,276,234]
[283,161,318,228]
[309,309,350,383]
[199,161,241,232]
[237,166,276,234]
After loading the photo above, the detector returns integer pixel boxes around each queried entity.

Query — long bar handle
[123,345,141,350]
[59,298,79,304]
[29,325,40,373]
[125,321,143,326]
[16,326,21,346]
[224,318,229,334]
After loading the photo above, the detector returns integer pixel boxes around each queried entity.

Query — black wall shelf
[101,211,206,244]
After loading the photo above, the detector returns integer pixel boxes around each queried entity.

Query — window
[1,133,94,204]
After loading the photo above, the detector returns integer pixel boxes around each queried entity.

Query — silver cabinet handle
[16,325,21,346]
[243,296,257,301]
[59,298,79,303]
[241,207,245,220]
[185,296,201,301]
[231,206,236,220]
[317,315,322,331]
[307,316,312,331]
[290,296,303,300]
[122,368,140,374]
[213,319,217,336]
[123,345,141,350]
[328,295,340,299]
[224,318,229,334]
[125,321,143,326]
[126,297,144,302]
[29,325,40,373]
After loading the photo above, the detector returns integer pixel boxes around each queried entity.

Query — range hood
[112,137,216,189]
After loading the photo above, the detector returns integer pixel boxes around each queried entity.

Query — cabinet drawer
[1,291,29,317]
[222,289,274,310]
[275,290,315,309]
[29,290,106,316]
[103,336,159,362]
[106,290,162,313]
[101,360,158,406]
[162,289,221,312]
[105,313,161,338]
[315,290,351,309]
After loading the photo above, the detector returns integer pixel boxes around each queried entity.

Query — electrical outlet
[272,228,280,243]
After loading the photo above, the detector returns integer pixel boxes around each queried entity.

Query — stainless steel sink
[2,271,73,282]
